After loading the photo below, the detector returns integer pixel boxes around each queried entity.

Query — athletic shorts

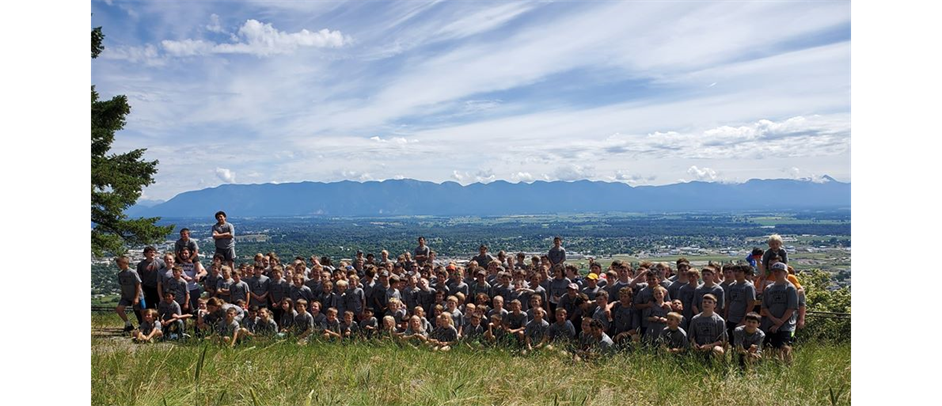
[215,247,236,262]
[119,297,136,307]
[766,330,793,348]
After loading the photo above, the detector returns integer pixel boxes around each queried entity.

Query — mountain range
[128,177,849,218]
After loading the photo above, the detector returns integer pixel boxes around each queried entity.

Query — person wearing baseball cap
[761,261,799,363]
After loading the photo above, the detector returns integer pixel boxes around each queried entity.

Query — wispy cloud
[206,14,226,34]
[91,0,851,200]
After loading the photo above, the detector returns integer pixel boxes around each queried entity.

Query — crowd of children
[116,234,805,366]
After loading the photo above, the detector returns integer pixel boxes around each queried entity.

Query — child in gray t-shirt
[658,312,689,353]
[132,309,162,343]
[734,313,766,368]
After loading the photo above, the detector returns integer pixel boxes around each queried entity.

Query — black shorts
[726,321,739,342]
[766,330,793,348]
[119,297,136,307]
[215,247,236,262]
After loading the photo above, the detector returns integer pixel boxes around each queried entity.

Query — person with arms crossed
[212,211,235,269]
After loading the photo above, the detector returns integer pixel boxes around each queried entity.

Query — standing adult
[174,228,199,259]
[471,244,495,270]
[414,237,431,267]
[212,210,235,269]
[548,236,566,266]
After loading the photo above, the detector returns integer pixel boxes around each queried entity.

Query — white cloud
[450,169,495,183]
[161,39,214,57]
[337,170,373,181]
[788,167,801,178]
[206,14,226,33]
[687,166,718,182]
[463,99,502,113]
[370,136,416,145]
[161,19,350,57]
[610,170,655,185]
[433,2,534,41]
[99,44,164,66]
[554,164,595,181]
[215,167,236,183]
[474,169,496,183]
[511,172,534,182]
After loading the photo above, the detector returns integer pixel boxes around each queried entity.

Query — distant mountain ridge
[129,178,850,217]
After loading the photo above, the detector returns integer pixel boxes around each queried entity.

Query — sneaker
[123,325,135,332]
[182,333,192,340]
[169,333,179,340]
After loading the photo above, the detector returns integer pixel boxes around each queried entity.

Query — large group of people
[113,213,804,367]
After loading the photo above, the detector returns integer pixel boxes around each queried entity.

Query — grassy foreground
[92,314,850,406]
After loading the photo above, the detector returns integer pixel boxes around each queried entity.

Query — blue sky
[91,0,851,201]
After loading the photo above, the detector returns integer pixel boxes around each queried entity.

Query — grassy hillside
[92,314,850,406]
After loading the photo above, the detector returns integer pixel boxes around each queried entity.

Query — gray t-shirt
[462,324,485,341]
[139,320,161,336]
[726,281,757,324]
[591,306,611,332]
[658,327,689,349]
[157,300,182,321]
[217,319,240,336]
[414,246,431,264]
[611,302,637,336]
[165,277,188,307]
[607,280,631,300]
[117,269,141,300]
[635,284,671,308]
[268,279,289,304]
[280,309,297,330]
[549,278,572,304]
[431,326,458,343]
[488,308,509,321]
[229,280,250,304]
[359,317,378,338]
[505,312,527,330]
[204,273,221,294]
[212,222,235,249]
[733,326,765,353]
[582,285,602,301]
[470,281,492,299]
[136,258,165,288]
[548,320,576,342]
[247,275,270,307]
[216,278,235,300]
[548,246,566,265]
[667,279,686,303]
[694,284,725,314]
[324,318,341,334]
[342,290,363,317]
[590,333,614,354]
[247,275,270,306]
[471,254,496,268]
[688,312,727,346]
[761,248,788,271]
[643,303,671,340]
[253,319,279,335]
[678,283,699,323]
[761,282,799,332]
[290,285,315,304]
[341,321,360,337]
[174,238,199,255]
[525,319,550,343]
[294,312,315,334]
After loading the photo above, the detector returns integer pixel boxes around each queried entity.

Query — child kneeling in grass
[132,309,163,343]
[733,312,765,369]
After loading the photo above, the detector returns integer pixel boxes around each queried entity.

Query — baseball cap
[585,273,599,280]
[771,262,788,272]
[567,283,579,290]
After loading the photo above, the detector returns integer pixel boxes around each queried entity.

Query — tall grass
[92,314,849,406]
